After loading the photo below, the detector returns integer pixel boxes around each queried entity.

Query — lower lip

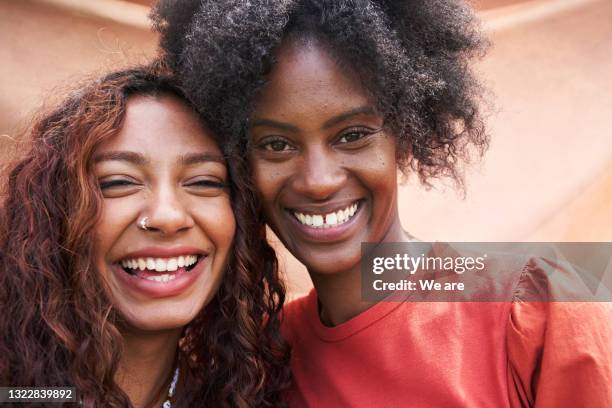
[112,258,206,298]
[286,202,365,243]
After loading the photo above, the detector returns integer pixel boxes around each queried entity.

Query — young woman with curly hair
[153,1,611,406]
[0,67,290,407]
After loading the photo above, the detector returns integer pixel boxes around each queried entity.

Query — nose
[292,145,346,200]
[143,185,194,235]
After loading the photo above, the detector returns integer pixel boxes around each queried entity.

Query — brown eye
[336,126,380,147]
[256,136,296,153]
[264,140,292,152]
[338,132,365,144]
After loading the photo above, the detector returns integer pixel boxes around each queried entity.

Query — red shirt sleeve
[507,259,612,407]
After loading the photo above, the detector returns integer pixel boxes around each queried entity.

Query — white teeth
[155,258,167,272]
[120,255,200,273]
[293,202,360,229]
[144,273,176,283]
[185,255,197,267]
[325,212,338,226]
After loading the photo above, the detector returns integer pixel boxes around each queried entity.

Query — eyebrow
[249,119,300,133]
[322,106,377,129]
[93,151,148,165]
[93,151,226,166]
[250,106,377,133]
[180,152,226,165]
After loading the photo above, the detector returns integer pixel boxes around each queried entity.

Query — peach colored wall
[0,0,156,154]
[472,0,535,10]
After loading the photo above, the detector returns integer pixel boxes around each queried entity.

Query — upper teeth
[121,255,198,272]
[294,203,359,229]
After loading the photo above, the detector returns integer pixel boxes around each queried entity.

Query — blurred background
[1,0,610,297]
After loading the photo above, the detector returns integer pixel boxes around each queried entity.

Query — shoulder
[506,253,612,406]
[427,243,609,302]
[280,289,317,340]
[512,252,610,302]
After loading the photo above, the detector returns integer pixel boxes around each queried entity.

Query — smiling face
[249,40,404,275]
[93,95,235,332]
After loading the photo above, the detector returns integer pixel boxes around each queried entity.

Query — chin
[298,249,361,276]
[118,307,201,333]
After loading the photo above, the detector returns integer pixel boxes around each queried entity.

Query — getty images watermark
[360,242,612,302]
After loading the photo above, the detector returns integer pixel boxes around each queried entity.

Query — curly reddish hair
[0,66,290,407]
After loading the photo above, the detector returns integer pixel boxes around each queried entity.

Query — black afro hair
[152,0,489,187]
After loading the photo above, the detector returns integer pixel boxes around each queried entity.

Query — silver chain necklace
[161,367,179,408]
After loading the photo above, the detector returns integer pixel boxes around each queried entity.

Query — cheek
[94,199,138,262]
[372,135,398,175]
[350,139,398,194]
[194,197,236,252]
[251,160,286,209]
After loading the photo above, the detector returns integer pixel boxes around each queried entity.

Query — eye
[259,137,295,152]
[98,176,142,198]
[184,177,227,191]
[338,131,366,144]
[336,129,376,144]
[184,177,228,197]
[99,178,139,190]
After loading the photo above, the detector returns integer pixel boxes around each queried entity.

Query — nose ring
[138,216,149,231]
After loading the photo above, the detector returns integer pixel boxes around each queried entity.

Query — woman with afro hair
[152,1,611,406]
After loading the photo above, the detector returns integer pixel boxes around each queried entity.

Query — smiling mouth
[118,255,203,283]
[291,201,361,229]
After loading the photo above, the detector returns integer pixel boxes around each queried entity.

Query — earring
[138,216,149,231]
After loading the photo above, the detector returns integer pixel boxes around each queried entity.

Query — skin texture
[94,95,234,331]
[93,95,235,406]
[250,40,410,325]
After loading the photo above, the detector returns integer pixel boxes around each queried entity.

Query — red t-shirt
[281,257,611,407]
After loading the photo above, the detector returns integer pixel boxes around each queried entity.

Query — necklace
[161,367,179,408]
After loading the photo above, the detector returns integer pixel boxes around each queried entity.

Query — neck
[311,214,411,327]
[310,265,371,327]
[115,326,182,408]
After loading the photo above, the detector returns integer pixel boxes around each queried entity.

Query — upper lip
[286,199,362,215]
[117,246,207,261]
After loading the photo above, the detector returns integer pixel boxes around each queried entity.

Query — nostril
[142,205,195,234]
[295,173,346,200]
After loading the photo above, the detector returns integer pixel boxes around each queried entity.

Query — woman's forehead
[253,41,373,118]
[116,96,218,151]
